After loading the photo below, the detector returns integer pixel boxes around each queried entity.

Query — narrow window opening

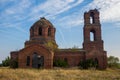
[48,28,51,36]
[90,30,96,41]
[90,12,95,24]
[90,32,94,41]
[26,56,30,66]
[90,17,93,24]
[39,27,42,35]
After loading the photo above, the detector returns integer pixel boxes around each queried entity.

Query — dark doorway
[38,56,44,68]
[94,58,99,68]
[32,52,44,68]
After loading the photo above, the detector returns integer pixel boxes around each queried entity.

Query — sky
[0,0,120,63]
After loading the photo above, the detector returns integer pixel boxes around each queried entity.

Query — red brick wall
[10,51,18,60]
[18,44,53,69]
[54,50,85,67]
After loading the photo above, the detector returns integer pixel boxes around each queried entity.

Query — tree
[2,56,10,67]
[107,56,120,68]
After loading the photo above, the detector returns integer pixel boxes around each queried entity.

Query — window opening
[90,12,95,24]
[90,30,96,41]
[39,27,42,35]
[26,56,30,66]
[48,28,51,36]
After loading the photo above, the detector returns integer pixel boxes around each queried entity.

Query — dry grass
[0,67,120,80]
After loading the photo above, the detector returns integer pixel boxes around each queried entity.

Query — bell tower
[83,9,107,69]
[83,9,104,52]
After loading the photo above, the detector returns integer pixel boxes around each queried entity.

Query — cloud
[1,0,120,33]
[29,0,83,21]
[57,0,120,28]
[84,0,120,22]
[0,22,27,34]
[0,0,84,29]
[0,0,32,23]
[33,0,83,15]
[57,13,83,28]
[0,0,85,41]
[0,0,32,34]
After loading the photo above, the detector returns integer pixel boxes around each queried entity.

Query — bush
[79,59,98,69]
[53,59,68,67]
[10,59,18,69]
[2,56,10,67]
[0,63,2,67]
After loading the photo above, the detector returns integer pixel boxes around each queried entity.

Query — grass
[0,67,120,80]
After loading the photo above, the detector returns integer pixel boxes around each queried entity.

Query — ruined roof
[31,17,54,29]
[58,48,86,52]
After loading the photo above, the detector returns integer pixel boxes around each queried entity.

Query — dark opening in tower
[90,12,95,24]
[90,30,96,41]
[48,28,51,36]
[39,27,42,36]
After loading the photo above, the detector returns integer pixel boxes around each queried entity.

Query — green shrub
[53,59,68,67]
[79,59,98,69]
[0,63,2,67]
[2,56,10,67]
[10,59,18,69]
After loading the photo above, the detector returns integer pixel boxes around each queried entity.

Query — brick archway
[18,45,54,69]
[32,52,44,68]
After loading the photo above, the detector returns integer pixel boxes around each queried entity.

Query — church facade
[10,9,107,69]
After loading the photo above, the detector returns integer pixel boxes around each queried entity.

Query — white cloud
[84,0,120,22]
[59,0,120,28]
[29,0,83,21]
[0,22,27,34]
[57,13,83,28]
[0,0,32,34]
[5,0,31,14]
[0,0,84,33]
[0,0,31,22]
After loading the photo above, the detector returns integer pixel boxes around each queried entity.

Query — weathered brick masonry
[10,9,107,69]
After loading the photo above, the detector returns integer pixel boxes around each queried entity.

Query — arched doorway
[94,58,99,68]
[32,52,44,68]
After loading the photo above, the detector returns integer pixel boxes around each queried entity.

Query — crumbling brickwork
[10,9,107,69]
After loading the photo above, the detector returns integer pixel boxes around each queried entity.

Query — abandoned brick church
[10,9,107,69]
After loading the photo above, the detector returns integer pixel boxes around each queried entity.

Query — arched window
[48,28,51,36]
[90,12,95,24]
[90,30,96,41]
[26,56,30,66]
[39,27,42,35]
